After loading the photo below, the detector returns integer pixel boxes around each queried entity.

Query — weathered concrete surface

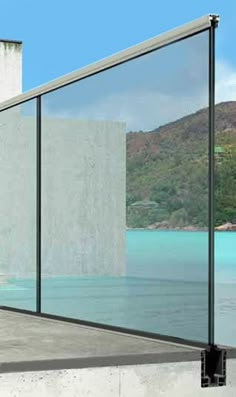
[0,40,22,103]
[42,117,126,276]
[0,310,201,371]
[0,361,236,396]
[119,360,236,397]
[0,311,235,396]
[0,110,125,277]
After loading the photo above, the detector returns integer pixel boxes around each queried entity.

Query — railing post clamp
[201,345,226,387]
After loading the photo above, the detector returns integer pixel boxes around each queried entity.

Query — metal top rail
[0,14,219,112]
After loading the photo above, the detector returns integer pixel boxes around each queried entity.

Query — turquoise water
[0,231,235,346]
[127,230,208,281]
[127,230,236,282]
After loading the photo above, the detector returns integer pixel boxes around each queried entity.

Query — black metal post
[36,96,42,313]
[208,21,216,347]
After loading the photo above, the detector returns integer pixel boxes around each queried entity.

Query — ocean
[0,230,235,347]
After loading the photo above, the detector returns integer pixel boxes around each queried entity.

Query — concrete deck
[0,309,207,374]
[1,310,236,396]
[0,309,235,374]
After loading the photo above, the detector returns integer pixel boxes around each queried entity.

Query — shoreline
[126,225,236,232]
[126,221,236,232]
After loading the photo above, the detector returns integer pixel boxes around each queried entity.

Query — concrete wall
[0,360,235,397]
[0,109,36,279]
[0,40,22,103]
[0,108,126,278]
[42,117,126,276]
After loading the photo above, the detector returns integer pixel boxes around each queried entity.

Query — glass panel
[215,101,236,346]
[0,100,36,310]
[41,30,210,342]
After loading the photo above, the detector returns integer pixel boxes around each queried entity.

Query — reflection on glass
[41,30,209,342]
[0,101,36,310]
[215,102,236,346]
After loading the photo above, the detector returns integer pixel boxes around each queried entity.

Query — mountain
[126,101,236,228]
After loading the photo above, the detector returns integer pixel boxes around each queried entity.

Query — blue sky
[42,31,209,131]
[0,0,235,93]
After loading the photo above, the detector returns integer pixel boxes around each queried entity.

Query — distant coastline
[215,222,236,231]
[126,222,236,231]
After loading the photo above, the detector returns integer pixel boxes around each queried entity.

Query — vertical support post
[208,19,217,347]
[36,96,41,313]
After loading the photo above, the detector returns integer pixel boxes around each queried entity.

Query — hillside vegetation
[126,101,236,228]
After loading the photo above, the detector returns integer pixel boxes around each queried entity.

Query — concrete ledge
[0,351,203,374]
[0,361,236,396]
[0,39,22,44]
[0,309,235,375]
[0,310,236,395]
[0,310,206,374]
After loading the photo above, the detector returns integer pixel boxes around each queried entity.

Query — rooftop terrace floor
[0,310,200,373]
[0,309,235,374]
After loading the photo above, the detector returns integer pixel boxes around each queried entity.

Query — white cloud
[43,59,236,132]
[216,60,236,103]
[44,88,208,132]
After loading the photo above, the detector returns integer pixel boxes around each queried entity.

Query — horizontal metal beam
[0,14,219,111]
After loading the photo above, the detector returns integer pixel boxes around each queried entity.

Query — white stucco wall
[0,40,22,103]
[0,109,126,277]
[0,360,235,397]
